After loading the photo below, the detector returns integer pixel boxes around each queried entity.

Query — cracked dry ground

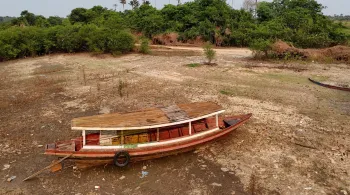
[0,47,349,195]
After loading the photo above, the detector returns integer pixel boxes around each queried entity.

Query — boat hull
[45,114,252,162]
[308,78,350,92]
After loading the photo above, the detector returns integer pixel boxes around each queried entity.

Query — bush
[54,25,83,53]
[0,27,53,60]
[249,38,272,58]
[139,38,150,54]
[0,28,22,60]
[106,31,135,54]
[203,42,216,64]
[1,1,348,61]
[79,24,106,53]
[0,25,135,60]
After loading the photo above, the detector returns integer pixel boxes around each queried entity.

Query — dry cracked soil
[0,46,349,195]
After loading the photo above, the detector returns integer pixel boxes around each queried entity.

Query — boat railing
[55,140,76,151]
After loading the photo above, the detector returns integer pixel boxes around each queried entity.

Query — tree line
[0,16,16,23]
[0,0,349,61]
[329,14,350,21]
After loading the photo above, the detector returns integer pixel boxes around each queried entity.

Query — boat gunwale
[71,110,225,131]
[308,78,350,92]
[45,113,252,158]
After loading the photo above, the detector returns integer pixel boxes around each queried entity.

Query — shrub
[0,27,53,60]
[54,25,83,53]
[106,31,135,54]
[249,38,272,58]
[0,28,22,60]
[203,42,216,64]
[139,38,150,54]
[79,24,106,53]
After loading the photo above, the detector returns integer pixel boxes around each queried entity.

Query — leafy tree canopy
[0,0,349,61]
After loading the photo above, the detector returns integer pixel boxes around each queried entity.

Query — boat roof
[71,102,224,130]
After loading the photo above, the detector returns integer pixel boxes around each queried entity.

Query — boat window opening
[100,130,121,146]
[97,129,151,146]
[80,116,223,147]
[149,118,211,142]
[85,130,100,146]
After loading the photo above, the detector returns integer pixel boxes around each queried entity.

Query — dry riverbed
[0,46,349,194]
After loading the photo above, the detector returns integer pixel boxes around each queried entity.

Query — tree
[129,0,140,10]
[34,15,49,27]
[113,3,118,11]
[120,0,127,10]
[69,8,88,24]
[130,4,165,37]
[243,0,257,13]
[20,10,36,25]
[47,16,63,26]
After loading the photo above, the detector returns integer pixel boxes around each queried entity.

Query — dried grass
[33,64,65,75]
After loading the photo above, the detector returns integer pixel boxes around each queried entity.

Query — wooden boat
[308,78,350,92]
[45,102,252,167]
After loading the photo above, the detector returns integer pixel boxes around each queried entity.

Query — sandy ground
[0,46,349,195]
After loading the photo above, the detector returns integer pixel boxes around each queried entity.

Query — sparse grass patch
[260,73,307,84]
[244,62,308,72]
[151,49,201,56]
[117,79,128,97]
[219,90,235,96]
[33,64,65,75]
[186,63,201,68]
[310,75,330,82]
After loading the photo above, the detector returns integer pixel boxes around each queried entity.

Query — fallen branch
[23,153,73,181]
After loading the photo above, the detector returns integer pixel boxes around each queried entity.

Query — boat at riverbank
[308,78,350,92]
[45,102,252,167]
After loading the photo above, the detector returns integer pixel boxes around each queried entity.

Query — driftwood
[293,142,317,150]
[23,153,73,181]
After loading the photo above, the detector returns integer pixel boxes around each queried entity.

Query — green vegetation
[0,0,349,61]
[139,38,150,54]
[203,42,216,64]
[219,90,234,95]
[329,14,350,21]
[0,16,15,23]
[187,63,201,67]
[0,8,135,61]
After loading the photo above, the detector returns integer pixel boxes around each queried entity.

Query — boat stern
[45,140,78,156]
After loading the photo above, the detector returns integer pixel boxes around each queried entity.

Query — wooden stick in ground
[23,153,73,181]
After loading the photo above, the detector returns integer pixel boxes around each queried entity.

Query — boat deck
[71,102,224,130]
[67,116,225,151]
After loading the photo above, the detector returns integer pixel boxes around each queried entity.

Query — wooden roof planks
[71,102,224,130]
